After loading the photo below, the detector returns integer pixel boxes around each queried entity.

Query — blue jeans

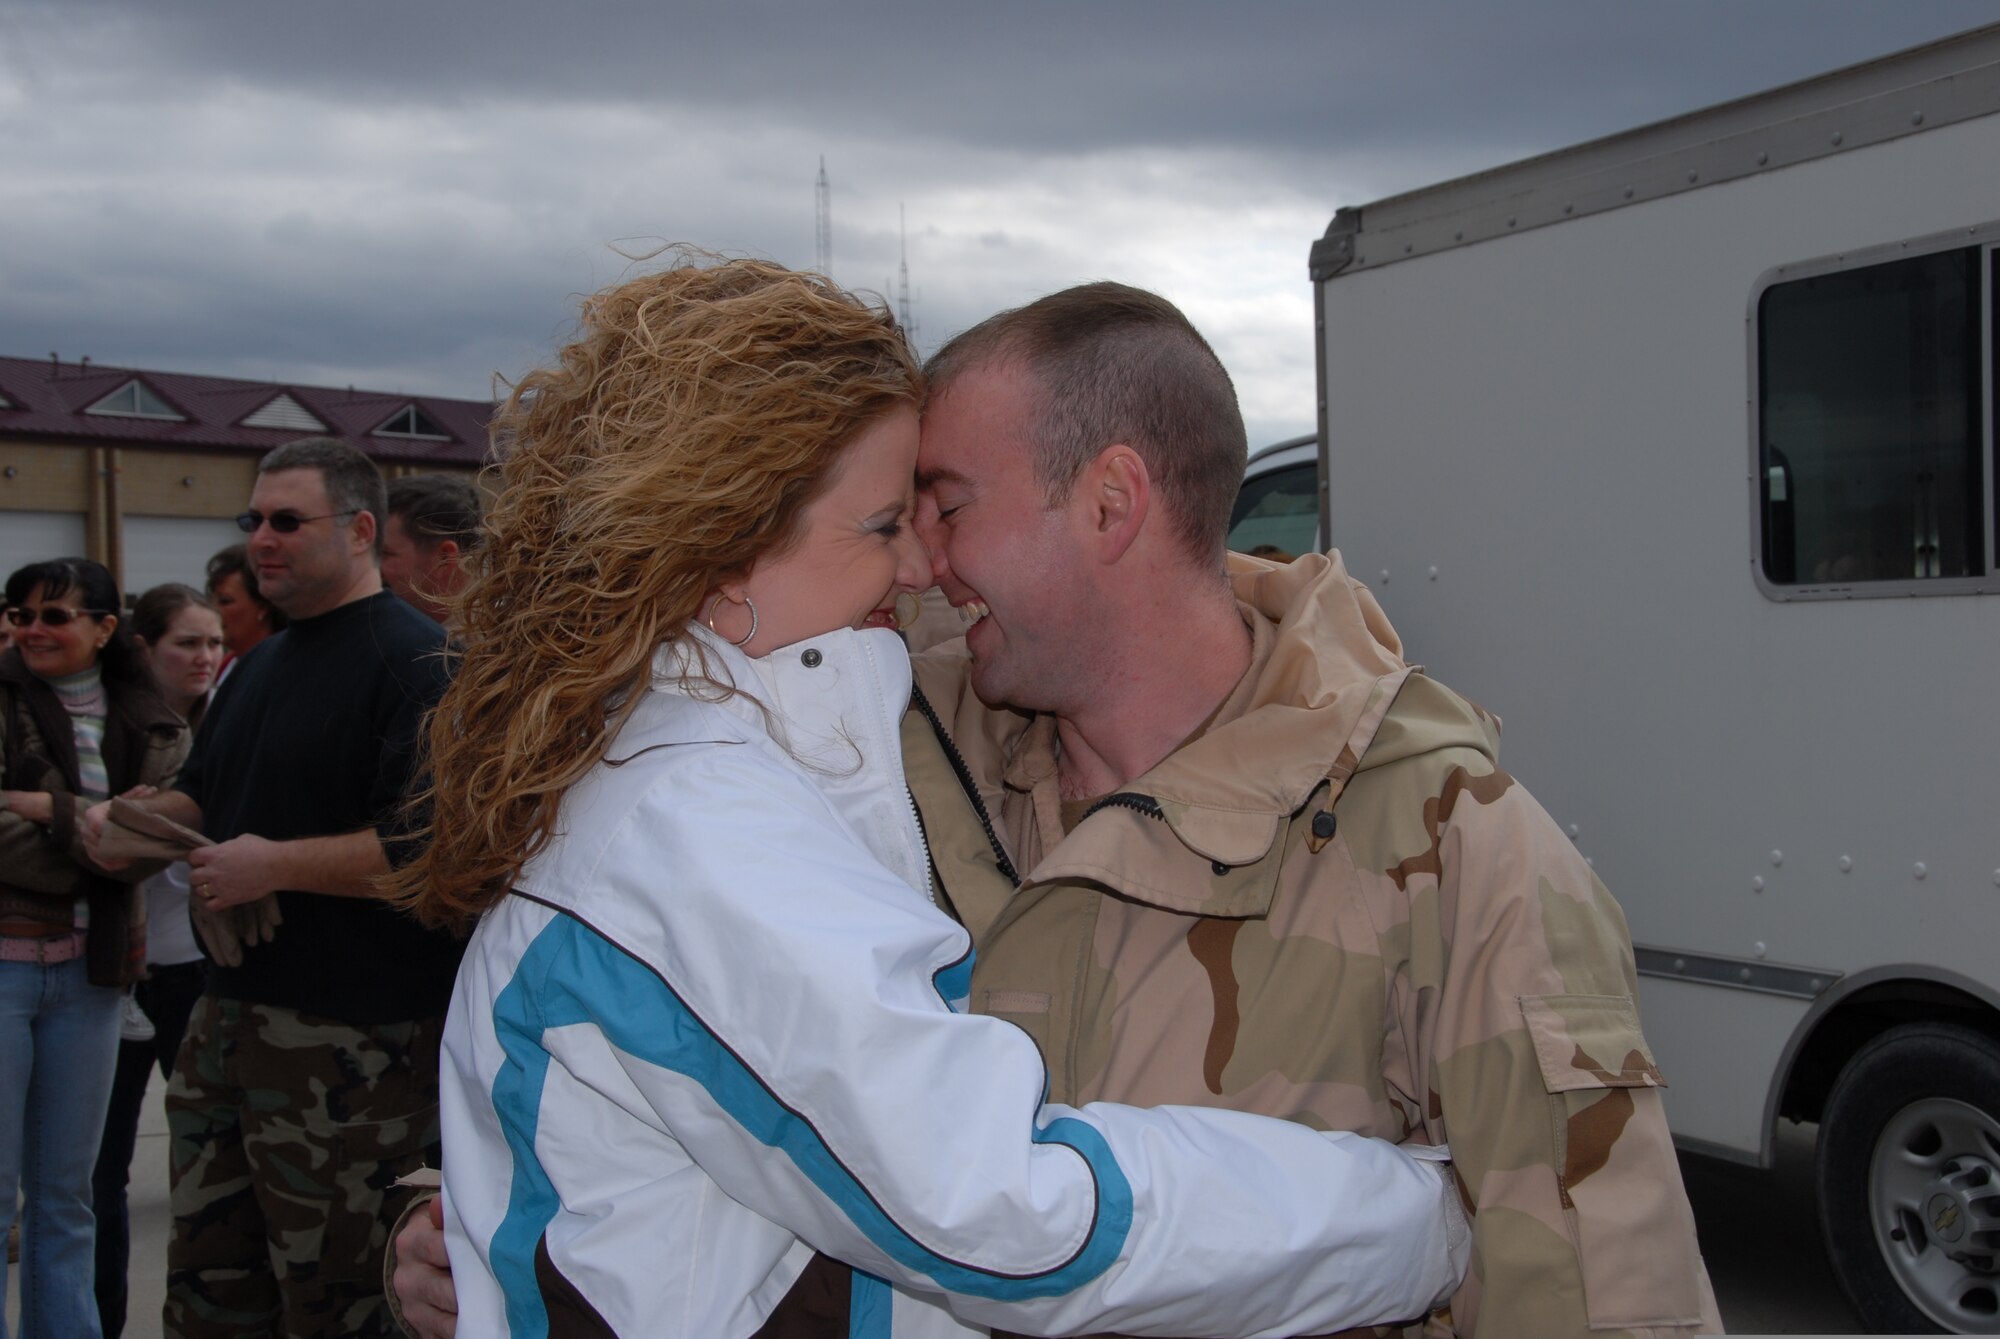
[0,955,123,1339]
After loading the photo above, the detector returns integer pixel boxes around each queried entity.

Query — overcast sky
[3,1,1994,446]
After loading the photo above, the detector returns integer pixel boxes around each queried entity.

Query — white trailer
[1298,25,2000,1334]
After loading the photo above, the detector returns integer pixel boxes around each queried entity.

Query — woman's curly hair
[388,251,921,931]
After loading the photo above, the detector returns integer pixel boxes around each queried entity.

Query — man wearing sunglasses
[85,436,462,1338]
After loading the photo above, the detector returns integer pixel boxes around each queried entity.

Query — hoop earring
[706,595,757,647]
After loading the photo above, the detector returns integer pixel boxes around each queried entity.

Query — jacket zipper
[1080,792,1166,823]
[906,787,937,904]
[909,684,1020,887]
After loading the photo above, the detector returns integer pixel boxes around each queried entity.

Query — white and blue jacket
[439,625,1466,1338]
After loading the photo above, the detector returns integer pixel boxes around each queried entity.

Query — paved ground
[1682,1121,1867,1335]
[11,1082,1872,1339]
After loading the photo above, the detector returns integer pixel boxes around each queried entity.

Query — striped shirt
[47,664,110,801]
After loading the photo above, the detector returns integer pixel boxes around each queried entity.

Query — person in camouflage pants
[85,438,461,1339]
[901,282,1721,1338]
[166,998,440,1335]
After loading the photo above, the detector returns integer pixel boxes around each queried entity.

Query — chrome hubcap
[1870,1098,2000,1332]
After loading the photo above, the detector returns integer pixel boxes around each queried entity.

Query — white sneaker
[120,991,155,1043]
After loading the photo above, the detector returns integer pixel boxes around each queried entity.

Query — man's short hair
[387,473,483,551]
[204,543,289,632]
[924,282,1248,563]
[257,437,388,557]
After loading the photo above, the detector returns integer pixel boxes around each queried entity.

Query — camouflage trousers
[162,994,442,1338]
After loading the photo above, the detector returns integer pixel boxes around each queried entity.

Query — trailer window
[1229,463,1318,559]
[1757,246,1988,588]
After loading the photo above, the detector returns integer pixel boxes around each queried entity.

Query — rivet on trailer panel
[1838,855,1853,872]
[1771,849,1784,866]
[1914,862,1928,880]
[1752,877,1765,893]
[1753,943,1768,959]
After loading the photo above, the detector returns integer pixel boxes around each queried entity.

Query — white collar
[656,623,929,899]
[660,623,913,737]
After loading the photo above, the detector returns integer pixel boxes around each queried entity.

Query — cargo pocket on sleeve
[1519,993,1706,1331]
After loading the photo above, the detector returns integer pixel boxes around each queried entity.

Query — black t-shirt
[178,590,462,1023]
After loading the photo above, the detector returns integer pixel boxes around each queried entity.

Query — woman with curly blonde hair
[394,255,1462,1339]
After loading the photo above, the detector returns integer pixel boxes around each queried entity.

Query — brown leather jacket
[0,647,188,986]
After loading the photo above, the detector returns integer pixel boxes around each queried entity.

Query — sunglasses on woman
[234,508,360,534]
[5,605,111,628]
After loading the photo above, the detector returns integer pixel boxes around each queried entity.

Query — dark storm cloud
[13,0,1998,165]
[2,0,1995,435]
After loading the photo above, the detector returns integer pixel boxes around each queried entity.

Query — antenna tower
[814,157,832,278]
[897,204,917,344]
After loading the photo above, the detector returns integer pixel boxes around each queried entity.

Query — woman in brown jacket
[0,557,187,1338]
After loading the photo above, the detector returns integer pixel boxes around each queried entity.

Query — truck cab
[1226,433,1320,559]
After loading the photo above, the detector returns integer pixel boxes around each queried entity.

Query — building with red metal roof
[0,354,493,596]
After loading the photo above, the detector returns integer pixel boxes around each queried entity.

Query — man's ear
[435,539,462,569]
[352,508,379,556]
[1080,444,1150,565]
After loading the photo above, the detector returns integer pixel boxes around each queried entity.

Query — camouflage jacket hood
[1074,549,1492,872]
[910,549,1498,921]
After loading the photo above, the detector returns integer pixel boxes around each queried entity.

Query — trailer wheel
[1818,1022,2000,1334]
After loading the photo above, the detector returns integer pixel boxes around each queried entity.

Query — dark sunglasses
[235,508,360,534]
[5,605,111,628]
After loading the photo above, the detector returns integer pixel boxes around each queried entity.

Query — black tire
[1818,1021,2000,1334]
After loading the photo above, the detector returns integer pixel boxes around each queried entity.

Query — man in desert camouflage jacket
[901,280,1720,1339]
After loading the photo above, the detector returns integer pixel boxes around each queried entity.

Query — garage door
[124,515,246,595]
[0,512,88,585]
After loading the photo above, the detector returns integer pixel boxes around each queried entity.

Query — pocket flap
[1519,993,1666,1092]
